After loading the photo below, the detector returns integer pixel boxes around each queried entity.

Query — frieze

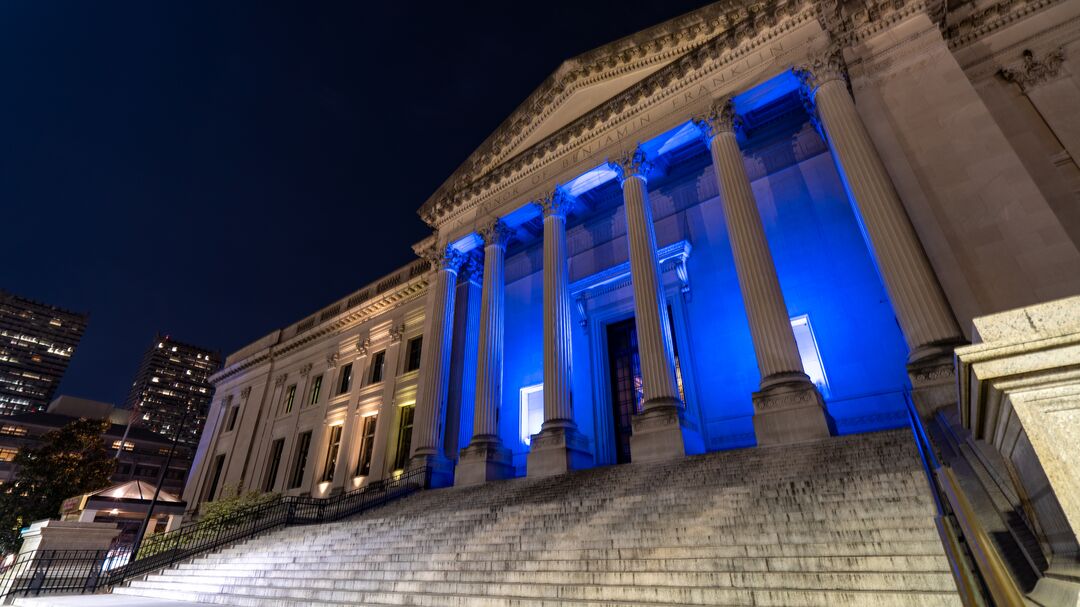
[752,385,818,412]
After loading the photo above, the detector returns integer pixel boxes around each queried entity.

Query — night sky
[2,0,708,407]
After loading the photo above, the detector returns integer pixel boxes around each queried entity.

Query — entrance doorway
[604,311,686,465]
[606,318,643,464]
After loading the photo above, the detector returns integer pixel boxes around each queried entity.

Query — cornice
[210,276,429,384]
[420,1,819,230]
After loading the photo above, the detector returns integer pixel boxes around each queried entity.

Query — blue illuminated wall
[464,86,911,474]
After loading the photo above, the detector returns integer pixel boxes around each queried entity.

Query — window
[205,454,225,502]
[338,363,353,395]
[0,448,18,462]
[0,425,26,437]
[404,337,423,372]
[519,384,544,445]
[226,403,240,432]
[264,438,285,492]
[392,405,414,472]
[288,431,313,489]
[355,415,378,477]
[790,315,829,396]
[111,440,135,451]
[282,384,297,414]
[321,425,344,482]
[307,375,323,407]
[369,351,386,384]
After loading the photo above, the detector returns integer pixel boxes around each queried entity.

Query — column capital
[794,48,849,100]
[460,253,484,285]
[535,188,575,219]
[695,97,743,140]
[422,245,466,273]
[478,219,513,248]
[610,146,652,184]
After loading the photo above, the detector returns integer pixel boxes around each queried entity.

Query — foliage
[136,485,280,559]
[0,418,116,554]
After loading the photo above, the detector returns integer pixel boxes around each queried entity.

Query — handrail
[903,391,1027,607]
[0,466,430,603]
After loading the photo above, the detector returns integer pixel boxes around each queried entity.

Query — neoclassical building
[185,0,1080,506]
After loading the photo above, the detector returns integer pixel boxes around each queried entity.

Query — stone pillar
[527,190,592,478]
[1,519,121,598]
[612,148,695,463]
[408,244,463,487]
[456,220,514,486]
[697,98,830,446]
[796,51,964,415]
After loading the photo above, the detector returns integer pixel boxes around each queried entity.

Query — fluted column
[696,98,829,446]
[408,244,463,486]
[527,189,591,477]
[455,219,514,486]
[796,51,965,414]
[612,148,697,462]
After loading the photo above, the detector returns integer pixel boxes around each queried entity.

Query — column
[527,189,592,478]
[407,244,463,487]
[455,220,515,486]
[612,147,698,463]
[796,51,964,415]
[696,98,830,446]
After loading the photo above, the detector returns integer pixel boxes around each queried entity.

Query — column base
[526,424,592,479]
[455,437,514,487]
[908,344,964,419]
[629,397,700,464]
[752,378,830,446]
[408,452,455,488]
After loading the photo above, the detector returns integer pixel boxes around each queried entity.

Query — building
[0,291,88,416]
[124,335,220,451]
[180,0,1079,599]
[0,396,191,496]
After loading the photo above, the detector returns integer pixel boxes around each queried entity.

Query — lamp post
[129,404,192,560]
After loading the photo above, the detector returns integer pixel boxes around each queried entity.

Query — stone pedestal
[1,519,122,598]
[629,399,698,463]
[752,375,830,446]
[408,453,455,488]
[526,426,592,478]
[907,346,963,418]
[455,438,514,487]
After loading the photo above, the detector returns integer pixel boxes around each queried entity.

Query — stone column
[796,51,964,415]
[612,147,696,463]
[408,244,463,487]
[697,98,830,446]
[527,190,592,478]
[456,220,515,486]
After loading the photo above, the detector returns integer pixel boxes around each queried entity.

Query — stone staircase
[109,429,961,606]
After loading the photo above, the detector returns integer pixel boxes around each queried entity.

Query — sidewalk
[12,595,215,607]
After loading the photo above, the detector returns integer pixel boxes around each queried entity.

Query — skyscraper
[124,335,219,450]
[0,290,88,416]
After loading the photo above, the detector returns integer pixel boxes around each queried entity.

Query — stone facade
[186,0,1080,516]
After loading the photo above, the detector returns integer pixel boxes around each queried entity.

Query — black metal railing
[0,466,429,603]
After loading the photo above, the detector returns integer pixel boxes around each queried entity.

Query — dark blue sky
[2,0,707,406]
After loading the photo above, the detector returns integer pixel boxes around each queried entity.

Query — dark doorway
[607,317,644,464]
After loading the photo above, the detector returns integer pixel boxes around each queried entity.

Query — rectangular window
[338,363,353,395]
[263,438,285,492]
[226,404,240,432]
[519,384,544,445]
[404,337,423,372]
[282,384,297,414]
[321,425,343,482]
[307,375,323,407]
[288,431,313,489]
[355,415,378,477]
[0,447,18,462]
[790,315,829,396]
[369,351,386,384]
[392,405,414,472]
[205,454,225,502]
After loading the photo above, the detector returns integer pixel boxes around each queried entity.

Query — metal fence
[0,466,430,603]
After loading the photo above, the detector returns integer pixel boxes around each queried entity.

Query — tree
[0,418,117,553]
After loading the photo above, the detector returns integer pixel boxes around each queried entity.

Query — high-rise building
[124,335,219,450]
[0,290,88,416]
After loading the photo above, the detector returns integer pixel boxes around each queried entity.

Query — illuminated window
[0,425,27,437]
[0,448,18,462]
[355,415,378,477]
[338,363,353,395]
[790,315,829,396]
[519,384,544,445]
[111,440,135,452]
[288,431,312,489]
[392,405,414,472]
[321,425,343,482]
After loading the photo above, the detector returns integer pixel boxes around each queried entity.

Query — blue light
[564,165,619,197]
